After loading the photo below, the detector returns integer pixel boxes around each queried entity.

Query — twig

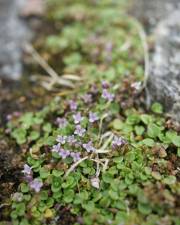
[24,43,58,79]
[57,90,77,96]
[98,113,109,141]
[90,158,104,166]
[99,131,112,147]
[0,203,10,209]
[128,16,150,90]
[135,21,149,89]
[102,159,109,171]
[61,74,83,81]
[24,43,75,88]
[65,156,88,177]
[96,133,114,153]
[95,154,100,177]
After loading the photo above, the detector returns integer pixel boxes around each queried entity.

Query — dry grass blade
[65,156,89,177]
[24,43,75,89]
[127,16,150,90]
[62,74,83,81]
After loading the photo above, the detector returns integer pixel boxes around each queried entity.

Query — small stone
[90,177,100,189]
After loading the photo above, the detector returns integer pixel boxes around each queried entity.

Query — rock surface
[133,0,180,121]
[133,0,180,29]
[0,0,44,80]
[148,10,180,121]
[0,0,31,80]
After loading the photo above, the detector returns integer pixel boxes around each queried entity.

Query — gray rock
[133,0,180,121]
[132,0,180,29]
[0,0,31,80]
[147,10,180,121]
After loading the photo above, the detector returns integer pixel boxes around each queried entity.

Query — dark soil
[0,77,52,220]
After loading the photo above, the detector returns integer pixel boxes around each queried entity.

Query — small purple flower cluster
[73,112,84,124]
[68,100,77,111]
[59,149,70,159]
[52,136,96,157]
[22,164,43,193]
[101,81,114,102]
[29,179,43,193]
[74,125,86,137]
[21,80,125,196]
[52,135,82,162]
[82,93,92,103]
[102,89,114,102]
[67,135,76,145]
[52,108,98,162]
[82,141,95,152]
[56,135,66,144]
[22,164,33,183]
[112,135,126,149]
[89,112,99,123]
[56,117,68,128]
[70,152,81,161]
[51,109,97,161]
[22,164,32,176]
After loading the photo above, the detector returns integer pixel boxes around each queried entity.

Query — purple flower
[51,143,61,153]
[59,149,70,159]
[30,179,43,193]
[102,89,114,102]
[74,125,86,137]
[56,117,68,128]
[82,94,92,103]
[83,141,95,152]
[67,135,77,145]
[22,164,32,175]
[102,80,110,89]
[70,152,81,162]
[89,112,99,123]
[69,100,77,111]
[56,135,66,144]
[112,136,126,149]
[73,112,84,124]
